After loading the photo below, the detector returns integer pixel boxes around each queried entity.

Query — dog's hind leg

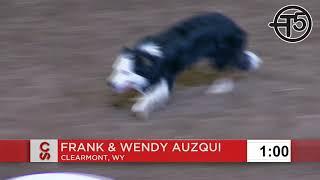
[206,51,262,94]
[206,54,236,94]
[206,73,235,94]
[131,78,170,120]
[236,51,262,71]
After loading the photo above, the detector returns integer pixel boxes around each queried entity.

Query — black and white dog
[107,12,262,119]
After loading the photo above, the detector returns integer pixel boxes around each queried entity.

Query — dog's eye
[141,57,152,66]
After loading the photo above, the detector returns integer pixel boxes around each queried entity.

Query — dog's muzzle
[106,79,132,93]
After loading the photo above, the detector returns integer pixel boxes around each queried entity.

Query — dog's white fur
[206,78,235,94]
[245,51,262,71]
[131,78,170,119]
[138,43,163,58]
[109,54,149,93]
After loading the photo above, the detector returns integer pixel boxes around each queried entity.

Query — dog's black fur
[123,12,251,92]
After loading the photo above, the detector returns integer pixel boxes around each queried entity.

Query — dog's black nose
[107,81,116,89]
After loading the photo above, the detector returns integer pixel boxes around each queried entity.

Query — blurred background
[0,0,320,179]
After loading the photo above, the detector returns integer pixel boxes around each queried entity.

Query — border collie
[107,12,262,119]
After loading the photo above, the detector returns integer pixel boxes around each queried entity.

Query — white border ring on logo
[269,5,312,43]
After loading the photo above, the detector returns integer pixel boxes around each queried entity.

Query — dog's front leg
[131,78,170,119]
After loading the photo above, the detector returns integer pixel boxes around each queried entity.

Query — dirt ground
[0,0,320,179]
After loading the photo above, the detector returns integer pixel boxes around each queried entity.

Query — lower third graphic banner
[0,139,319,162]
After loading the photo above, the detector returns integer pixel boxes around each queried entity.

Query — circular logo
[269,5,312,43]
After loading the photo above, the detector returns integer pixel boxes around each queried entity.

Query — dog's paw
[206,78,234,94]
[245,51,262,71]
[132,109,150,120]
[131,102,150,120]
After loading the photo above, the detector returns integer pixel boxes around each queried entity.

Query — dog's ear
[120,47,136,59]
[121,46,134,54]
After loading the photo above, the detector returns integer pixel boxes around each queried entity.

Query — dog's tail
[236,51,262,71]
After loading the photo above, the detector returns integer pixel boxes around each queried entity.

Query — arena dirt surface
[1,0,320,179]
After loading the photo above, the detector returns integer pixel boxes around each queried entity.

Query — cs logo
[269,5,312,43]
[30,139,58,162]
[39,141,50,160]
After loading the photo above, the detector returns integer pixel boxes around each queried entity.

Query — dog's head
[107,47,162,93]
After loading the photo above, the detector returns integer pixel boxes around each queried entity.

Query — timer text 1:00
[260,145,289,157]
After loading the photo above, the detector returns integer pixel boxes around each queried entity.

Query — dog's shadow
[110,64,248,108]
